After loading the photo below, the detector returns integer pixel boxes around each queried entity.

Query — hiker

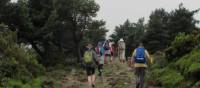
[103,40,111,64]
[109,39,115,64]
[118,38,126,63]
[132,43,152,88]
[95,42,105,76]
[83,42,98,88]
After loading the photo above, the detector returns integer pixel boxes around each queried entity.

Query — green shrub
[0,24,45,87]
[188,63,200,74]
[175,49,200,78]
[150,53,168,69]
[160,68,184,88]
[6,77,45,88]
[148,31,200,88]
[147,68,184,88]
[147,68,163,86]
[7,79,23,88]
[165,33,194,60]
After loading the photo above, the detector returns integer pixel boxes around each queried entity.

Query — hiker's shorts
[135,67,146,77]
[86,66,95,76]
[135,67,146,87]
[110,51,114,56]
[119,50,125,60]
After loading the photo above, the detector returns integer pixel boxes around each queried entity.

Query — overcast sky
[11,0,200,38]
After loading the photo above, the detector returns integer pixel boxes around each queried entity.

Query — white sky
[11,0,200,38]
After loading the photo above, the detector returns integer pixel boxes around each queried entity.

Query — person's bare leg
[108,56,111,64]
[92,74,96,85]
[104,55,107,64]
[110,56,113,64]
[88,76,92,86]
[119,52,122,63]
[122,50,125,63]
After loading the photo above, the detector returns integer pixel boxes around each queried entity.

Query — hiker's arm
[92,51,98,65]
[145,50,152,64]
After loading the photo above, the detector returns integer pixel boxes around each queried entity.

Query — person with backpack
[132,43,152,88]
[109,39,115,64]
[95,42,105,76]
[83,42,98,88]
[103,40,111,64]
[118,38,126,63]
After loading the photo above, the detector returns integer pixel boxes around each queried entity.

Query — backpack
[83,50,94,65]
[103,41,110,50]
[135,48,146,63]
[104,46,110,50]
[100,47,105,56]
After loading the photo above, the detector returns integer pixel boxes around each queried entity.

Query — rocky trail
[52,60,162,88]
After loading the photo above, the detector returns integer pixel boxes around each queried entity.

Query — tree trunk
[71,19,82,63]
[76,42,82,62]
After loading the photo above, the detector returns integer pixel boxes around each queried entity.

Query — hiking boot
[136,83,140,88]
[92,84,95,88]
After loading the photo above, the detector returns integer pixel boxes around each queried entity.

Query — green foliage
[147,68,184,88]
[7,77,45,88]
[150,52,168,69]
[143,5,199,53]
[166,31,200,61]
[0,0,103,66]
[0,24,45,87]
[171,33,190,47]
[83,20,108,44]
[142,8,170,53]
[159,68,184,88]
[7,79,23,88]
[111,18,146,56]
[168,4,199,38]
[188,63,200,74]
[149,30,200,88]
[147,68,163,86]
[165,33,193,60]
[175,48,200,79]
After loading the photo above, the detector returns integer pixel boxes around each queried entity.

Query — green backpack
[83,51,93,64]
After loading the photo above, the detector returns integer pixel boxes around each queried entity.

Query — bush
[165,33,194,61]
[7,77,45,88]
[148,31,200,88]
[165,31,200,61]
[150,52,168,69]
[0,24,45,87]
[159,68,184,88]
[147,68,163,86]
[175,48,200,81]
[147,68,184,88]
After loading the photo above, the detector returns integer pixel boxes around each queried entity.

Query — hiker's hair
[138,42,143,47]
[85,41,93,46]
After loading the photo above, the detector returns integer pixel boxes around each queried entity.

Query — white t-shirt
[118,41,125,50]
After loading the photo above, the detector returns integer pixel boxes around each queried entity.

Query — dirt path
[60,60,136,88]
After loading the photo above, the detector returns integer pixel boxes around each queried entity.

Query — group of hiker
[82,38,152,88]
